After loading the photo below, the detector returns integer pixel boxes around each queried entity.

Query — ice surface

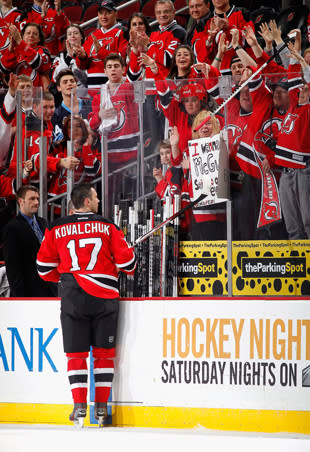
[0,425,309,452]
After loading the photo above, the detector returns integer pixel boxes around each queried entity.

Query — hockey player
[37,183,136,426]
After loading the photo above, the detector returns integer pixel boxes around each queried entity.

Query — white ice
[0,424,309,452]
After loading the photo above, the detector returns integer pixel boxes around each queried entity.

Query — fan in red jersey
[18,0,70,59]
[74,0,128,88]
[0,22,51,90]
[37,183,136,427]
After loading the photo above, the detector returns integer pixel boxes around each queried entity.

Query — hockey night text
[160,317,310,387]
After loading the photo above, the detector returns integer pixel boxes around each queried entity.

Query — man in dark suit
[2,185,57,297]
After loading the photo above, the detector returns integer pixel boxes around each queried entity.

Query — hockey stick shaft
[194,41,290,132]
[133,192,207,246]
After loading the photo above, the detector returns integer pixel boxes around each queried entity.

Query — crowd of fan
[0,0,309,243]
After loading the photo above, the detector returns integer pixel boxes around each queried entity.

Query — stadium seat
[174,0,188,12]
[83,26,98,37]
[141,0,157,19]
[250,7,276,33]
[63,5,83,23]
[276,5,308,50]
[82,3,100,23]
[117,0,141,21]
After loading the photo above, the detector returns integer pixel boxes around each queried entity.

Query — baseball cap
[230,54,242,67]
[179,83,206,100]
[271,77,289,91]
[98,0,116,12]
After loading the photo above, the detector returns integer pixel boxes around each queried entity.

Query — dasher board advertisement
[178,240,310,296]
[115,298,310,411]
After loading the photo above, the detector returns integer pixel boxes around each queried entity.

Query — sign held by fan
[188,132,229,206]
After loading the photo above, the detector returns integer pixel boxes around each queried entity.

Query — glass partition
[6,69,309,298]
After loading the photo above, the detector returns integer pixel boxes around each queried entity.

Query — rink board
[0,297,309,433]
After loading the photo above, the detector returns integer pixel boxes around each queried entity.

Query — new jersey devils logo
[264,201,279,220]
[110,101,125,132]
[91,37,114,54]
[225,124,243,147]
[281,113,298,135]
[255,118,282,145]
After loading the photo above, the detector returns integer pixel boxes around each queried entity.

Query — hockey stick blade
[133,192,207,247]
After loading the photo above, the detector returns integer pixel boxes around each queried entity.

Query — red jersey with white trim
[155,72,220,156]
[18,6,70,58]
[47,142,101,197]
[7,112,57,181]
[225,96,252,190]
[0,41,51,87]
[0,8,21,56]
[88,81,139,165]
[192,6,254,69]
[76,24,128,88]
[275,65,310,168]
[146,20,185,79]
[37,212,136,298]
[236,75,286,179]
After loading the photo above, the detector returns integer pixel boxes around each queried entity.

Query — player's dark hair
[16,185,39,202]
[70,183,93,209]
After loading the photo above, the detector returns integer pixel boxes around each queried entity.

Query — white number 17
[67,238,102,271]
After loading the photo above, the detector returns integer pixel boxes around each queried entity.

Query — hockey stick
[194,35,295,132]
[133,191,207,246]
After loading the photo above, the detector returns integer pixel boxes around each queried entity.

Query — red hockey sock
[66,352,89,404]
[92,347,115,403]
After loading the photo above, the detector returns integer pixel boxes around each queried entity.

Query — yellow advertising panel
[232,240,310,296]
[179,240,310,296]
[179,241,228,295]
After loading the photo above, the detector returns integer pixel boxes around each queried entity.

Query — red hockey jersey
[0,8,21,56]
[146,20,186,79]
[18,6,70,58]
[275,65,310,168]
[76,24,128,88]
[0,40,51,87]
[192,5,254,70]
[88,81,139,166]
[37,212,136,298]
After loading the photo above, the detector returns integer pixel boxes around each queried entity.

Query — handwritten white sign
[188,133,229,205]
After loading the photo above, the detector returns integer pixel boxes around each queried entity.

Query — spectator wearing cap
[155,76,220,161]
[74,0,128,89]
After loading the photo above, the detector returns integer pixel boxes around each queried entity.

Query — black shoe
[69,403,87,427]
[94,402,107,427]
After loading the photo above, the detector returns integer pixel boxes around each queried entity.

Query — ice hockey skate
[69,403,87,427]
[94,402,107,428]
